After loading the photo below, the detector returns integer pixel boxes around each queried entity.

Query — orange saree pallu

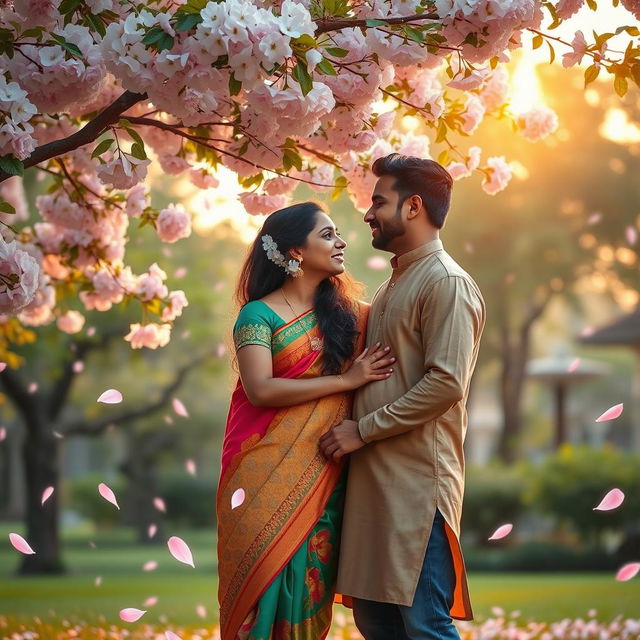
[217,308,366,640]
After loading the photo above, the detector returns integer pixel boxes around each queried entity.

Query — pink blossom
[620,0,640,18]
[189,169,220,190]
[517,105,559,142]
[0,176,29,222]
[56,310,85,334]
[480,68,510,111]
[124,322,172,349]
[562,31,588,68]
[0,238,40,314]
[482,156,512,195]
[159,155,191,176]
[447,146,481,180]
[135,263,168,301]
[97,154,151,190]
[460,95,486,134]
[156,204,192,243]
[161,290,189,322]
[239,192,289,216]
[556,0,584,19]
[126,184,150,218]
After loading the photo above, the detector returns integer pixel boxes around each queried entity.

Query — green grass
[2,523,639,629]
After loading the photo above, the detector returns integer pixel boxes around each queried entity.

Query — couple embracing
[216,153,486,640]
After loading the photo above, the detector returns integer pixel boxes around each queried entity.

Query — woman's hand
[342,342,395,390]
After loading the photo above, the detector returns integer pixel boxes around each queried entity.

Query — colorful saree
[217,300,367,640]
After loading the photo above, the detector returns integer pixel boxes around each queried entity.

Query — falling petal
[616,563,640,581]
[143,596,158,607]
[164,415,174,425]
[0,362,6,372]
[172,398,189,418]
[95,576,102,587]
[167,535,195,568]
[41,486,54,505]
[87,326,96,337]
[580,326,595,337]
[491,606,505,617]
[594,488,625,511]
[588,609,597,618]
[73,360,84,373]
[231,488,245,510]
[9,532,35,555]
[180,330,191,340]
[89,541,96,548]
[143,560,158,572]
[596,403,624,423]
[568,358,580,373]
[98,482,120,510]
[174,267,188,279]
[153,497,166,513]
[626,226,638,246]
[366,256,387,270]
[587,212,602,225]
[0,427,6,442]
[97,389,123,404]
[186,459,197,476]
[119,608,146,622]
[165,631,183,640]
[28,382,38,393]
[214,281,225,292]
[52,431,64,439]
[217,344,227,358]
[489,524,513,541]
[148,524,157,539]
[464,242,474,254]
[196,604,207,619]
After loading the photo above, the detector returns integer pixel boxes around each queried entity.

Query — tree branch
[60,350,215,438]
[0,90,147,183]
[0,366,30,415]
[315,12,439,35]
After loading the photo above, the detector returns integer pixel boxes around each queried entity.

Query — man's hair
[372,153,453,229]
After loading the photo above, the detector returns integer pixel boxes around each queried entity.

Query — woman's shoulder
[235,299,283,331]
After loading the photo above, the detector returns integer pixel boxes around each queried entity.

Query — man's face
[364,175,406,251]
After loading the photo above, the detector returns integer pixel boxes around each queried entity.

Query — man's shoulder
[421,250,484,300]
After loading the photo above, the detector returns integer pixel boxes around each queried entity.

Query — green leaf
[316,58,337,75]
[0,155,24,177]
[404,26,424,44]
[0,200,16,214]
[125,126,145,149]
[331,175,347,201]
[437,150,451,166]
[229,72,242,96]
[130,142,147,160]
[21,27,44,39]
[293,34,317,49]
[365,19,386,27]
[282,148,303,172]
[86,13,106,37]
[175,13,202,31]
[157,33,175,52]
[584,64,600,87]
[59,0,82,14]
[292,59,313,96]
[61,40,83,57]
[325,46,349,58]
[532,34,543,49]
[142,27,166,46]
[91,137,114,158]
[614,75,628,97]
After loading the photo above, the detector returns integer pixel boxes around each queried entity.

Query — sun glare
[509,54,545,115]
[599,108,640,145]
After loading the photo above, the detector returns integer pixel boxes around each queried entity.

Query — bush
[157,472,217,528]
[66,473,124,527]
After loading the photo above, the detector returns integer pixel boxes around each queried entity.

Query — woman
[217,202,395,640]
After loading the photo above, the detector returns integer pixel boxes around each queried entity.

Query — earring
[292,258,304,278]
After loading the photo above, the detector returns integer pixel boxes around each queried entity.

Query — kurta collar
[390,239,443,272]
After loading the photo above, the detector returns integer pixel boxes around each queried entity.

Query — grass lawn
[2,523,639,629]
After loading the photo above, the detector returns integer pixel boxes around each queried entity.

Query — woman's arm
[237,343,394,407]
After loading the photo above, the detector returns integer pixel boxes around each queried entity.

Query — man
[319,153,485,639]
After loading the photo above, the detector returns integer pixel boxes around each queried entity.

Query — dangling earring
[291,257,304,278]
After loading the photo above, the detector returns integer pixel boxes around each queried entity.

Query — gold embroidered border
[234,323,272,350]
[220,453,327,616]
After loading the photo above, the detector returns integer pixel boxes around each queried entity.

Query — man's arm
[358,275,485,443]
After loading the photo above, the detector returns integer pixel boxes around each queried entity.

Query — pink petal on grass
[0,362,6,372]
[41,486,54,505]
[196,604,207,619]
[165,631,183,640]
[489,524,513,541]
[9,532,35,555]
[172,398,189,418]
[148,524,157,539]
[186,459,197,476]
[119,608,146,622]
[167,536,195,568]
[98,482,120,510]
[568,358,580,373]
[594,488,625,511]
[97,389,123,404]
[231,488,245,510]
[0,427,6,442]
[143,561,158,572]
[596,403,624,423]
[616,563,640,582]
[153,497,166,513]
[366,256,387,270]
[143,596,158,607]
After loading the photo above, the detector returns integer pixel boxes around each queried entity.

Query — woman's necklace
[281,289,323,352]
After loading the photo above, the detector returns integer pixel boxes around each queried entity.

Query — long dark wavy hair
[235,202,363,374]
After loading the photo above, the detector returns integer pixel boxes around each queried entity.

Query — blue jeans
[352,509,459,640]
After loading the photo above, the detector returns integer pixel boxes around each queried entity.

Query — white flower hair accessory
[261,235,302,276]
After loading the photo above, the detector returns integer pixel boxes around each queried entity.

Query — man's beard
[372,206,405,250]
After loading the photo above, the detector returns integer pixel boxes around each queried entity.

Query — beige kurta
[336,239,485,620]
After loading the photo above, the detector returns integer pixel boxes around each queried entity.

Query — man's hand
[319,419,366,461]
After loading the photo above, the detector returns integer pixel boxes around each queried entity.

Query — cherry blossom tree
[0,0,638,359]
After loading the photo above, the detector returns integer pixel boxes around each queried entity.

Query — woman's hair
[372,153,453,228]
[235,201,362,374]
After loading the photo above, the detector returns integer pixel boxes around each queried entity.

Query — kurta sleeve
[233,302,273,351]
[358,275,485,443]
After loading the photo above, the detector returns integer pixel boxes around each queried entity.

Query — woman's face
[295,211,347,277]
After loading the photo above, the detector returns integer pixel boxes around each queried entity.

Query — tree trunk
[498,346,526,464]
[18,417,66,574]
